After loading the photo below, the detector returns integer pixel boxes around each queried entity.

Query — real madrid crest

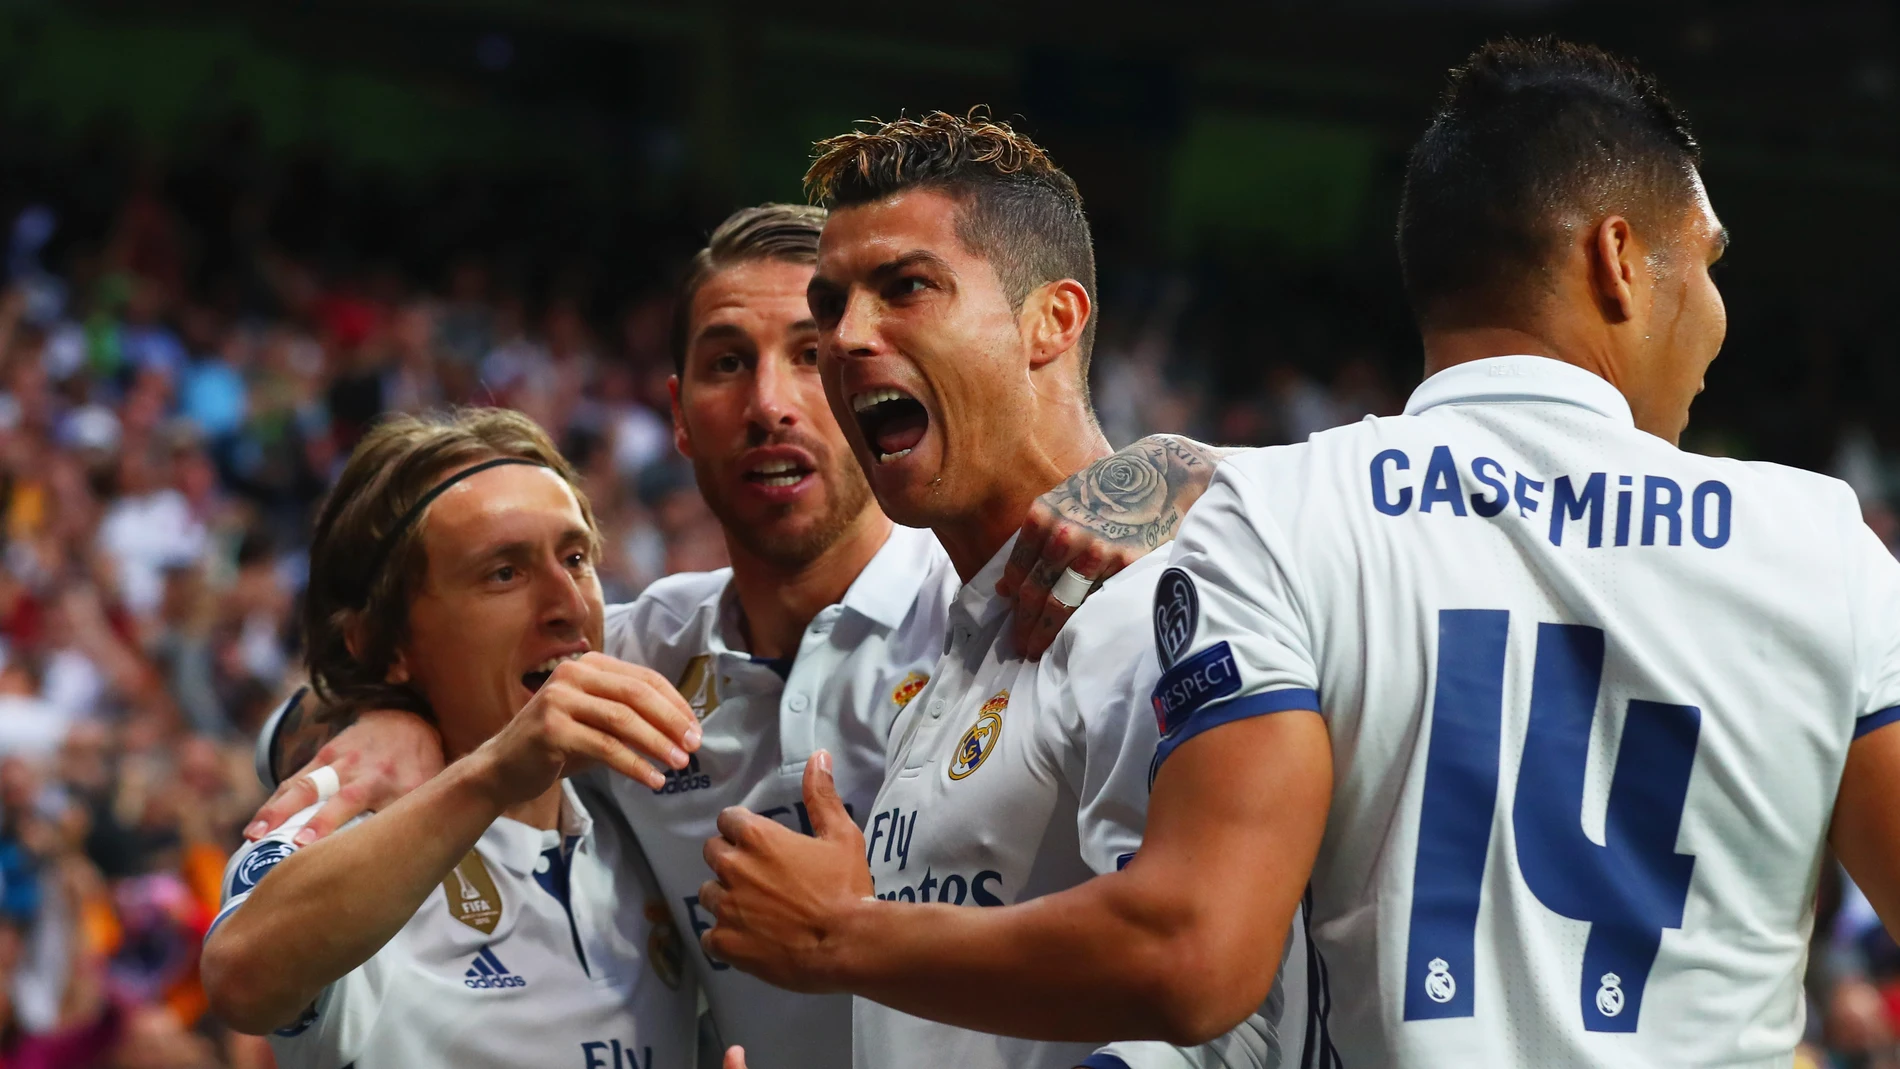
[891,671,929,710]
[949,691,1007,781]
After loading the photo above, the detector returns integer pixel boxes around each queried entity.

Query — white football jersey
[598,522,957,1069]
[213,783,697,1069]
[856,541,1309,1069]
[1154,355,1900,1068]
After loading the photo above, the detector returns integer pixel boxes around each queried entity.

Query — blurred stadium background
[0,1,1887,1066]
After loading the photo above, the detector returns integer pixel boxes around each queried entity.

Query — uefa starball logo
[1153,568,1199,670]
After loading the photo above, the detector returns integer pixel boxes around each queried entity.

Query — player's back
[1178,358,1900,1067]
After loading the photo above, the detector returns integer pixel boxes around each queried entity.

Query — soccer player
[696,113,1306,1068]
[695,39,1900,1068]
[201,408,703,1068]
[243,203,1220,1067]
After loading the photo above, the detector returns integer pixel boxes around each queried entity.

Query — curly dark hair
[1398,37,1703,330]
[805,108,1098,368]
[300,407,597,721]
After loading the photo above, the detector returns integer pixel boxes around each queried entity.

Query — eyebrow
[461,528,593,568]
[871,250,955,281]
[691,322,751,347]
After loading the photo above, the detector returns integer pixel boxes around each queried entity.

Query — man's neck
[934,418,1113,583]
[1421,325,1622,391]
[726,510,894,659]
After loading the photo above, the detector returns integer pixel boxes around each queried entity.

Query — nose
[831,288,880,361]
[744,352,798,432]
[536,552,591,636]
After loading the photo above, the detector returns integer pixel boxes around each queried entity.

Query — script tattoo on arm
[1044,435,1240,551]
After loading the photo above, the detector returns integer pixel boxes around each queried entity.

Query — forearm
[826,871,1262,1046]
[203,756,505,1032]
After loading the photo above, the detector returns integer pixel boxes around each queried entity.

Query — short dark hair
[673,203,827,374]
[1397,38,1702,329]
[302,407,597,720]
[805,109,1098,369]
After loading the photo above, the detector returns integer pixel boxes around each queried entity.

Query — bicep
[1832,724,1900,940]
[1123,710,1331,1004]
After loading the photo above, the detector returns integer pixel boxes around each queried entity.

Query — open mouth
[745,458,813,488]
[522,651,586,693]
[850,388,929,463]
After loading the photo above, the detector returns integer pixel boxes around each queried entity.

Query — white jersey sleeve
[1846,496,1900,735]
[212,807,381,1066]
[1149,463,1321,771]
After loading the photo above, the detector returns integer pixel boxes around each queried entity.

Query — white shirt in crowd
[596,522,957,1069]
[857,541,1309,1069]
[213,782,697,1069]
[1154,355,1900,1068]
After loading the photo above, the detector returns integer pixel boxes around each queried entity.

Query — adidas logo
[463,946,527,989]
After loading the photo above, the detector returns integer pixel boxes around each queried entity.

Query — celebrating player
[201,409,701,1068]
[241,202,1223,1066]
[696,112,1307,1068]
[695,38,1900,1068]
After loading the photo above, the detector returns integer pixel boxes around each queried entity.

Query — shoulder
[603,570,731,658]
[1045,552,1173,672]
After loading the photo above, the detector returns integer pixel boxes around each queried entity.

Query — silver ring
[304,764,341,803]
[1049,566,1094,609]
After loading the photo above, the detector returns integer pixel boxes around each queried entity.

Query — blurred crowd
[0,124,1886,1068]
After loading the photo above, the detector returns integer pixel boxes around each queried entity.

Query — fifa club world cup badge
[1424,957,1456,1004]
[444,852,503,934]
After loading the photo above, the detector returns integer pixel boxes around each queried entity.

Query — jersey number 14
[1402,609,1701,1033]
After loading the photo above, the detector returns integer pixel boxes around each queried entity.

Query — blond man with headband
[202,409,706,1069]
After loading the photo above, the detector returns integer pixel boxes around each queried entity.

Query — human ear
[668,374,694,460]
[1023,279,1092,371]
[1590,215,1640,324]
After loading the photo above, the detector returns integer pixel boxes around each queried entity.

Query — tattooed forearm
[1044,435,1238,550]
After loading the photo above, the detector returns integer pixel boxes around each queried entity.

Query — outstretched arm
[699,710,1330,1046]
[1004,436,1238,658]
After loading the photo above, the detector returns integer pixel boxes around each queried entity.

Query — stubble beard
[701,454,877,571]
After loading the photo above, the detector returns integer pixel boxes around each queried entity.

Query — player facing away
[693,41,1900,1068]
[240,205,1219,1067]
[696,112,1309,1069]
[201,409,702,1068]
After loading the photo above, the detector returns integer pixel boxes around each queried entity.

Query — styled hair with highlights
[673,203,828,374]
[1398,37,1703,330]
[302,407,597,721]
[804,109,1098,366]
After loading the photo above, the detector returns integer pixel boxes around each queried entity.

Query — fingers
[800,751,860,846]
[291,781,373,846]
[723,1046,748,1069]
[547,702,673,790]
[561,690,692,774]
[1009,524,1084,657]
[997,500,1058,597]
[561,654,701,752]
[246,771,320,841]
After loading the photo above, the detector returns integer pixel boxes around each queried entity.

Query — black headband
[362,457,548,588]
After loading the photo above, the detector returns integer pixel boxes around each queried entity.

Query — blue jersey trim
[1855,705,1900,740]
[1155,688,1320,768]
[1077,1055,1132,1069]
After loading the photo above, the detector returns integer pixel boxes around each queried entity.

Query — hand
[470,652,701,803]
[1002,435,1233,658]
[699,751,872,991]
[723,1047,748,1069]
[246,710,446,845]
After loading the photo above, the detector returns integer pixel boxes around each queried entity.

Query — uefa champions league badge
[1153,567,1199,669]
[230,840,294,895]
[1425,957,1456,1004]
[1595,973,1625,1018]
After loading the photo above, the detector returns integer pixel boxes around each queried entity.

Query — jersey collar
[482,781,593,876]
[837,523,935,631]
[1403,355,1635,427]
[944,534,1015,655]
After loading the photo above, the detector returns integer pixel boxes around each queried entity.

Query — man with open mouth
[695,112,1308,1069]
[238,202,1222,1067]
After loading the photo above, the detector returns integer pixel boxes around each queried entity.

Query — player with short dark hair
[696,39,1895,1068]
